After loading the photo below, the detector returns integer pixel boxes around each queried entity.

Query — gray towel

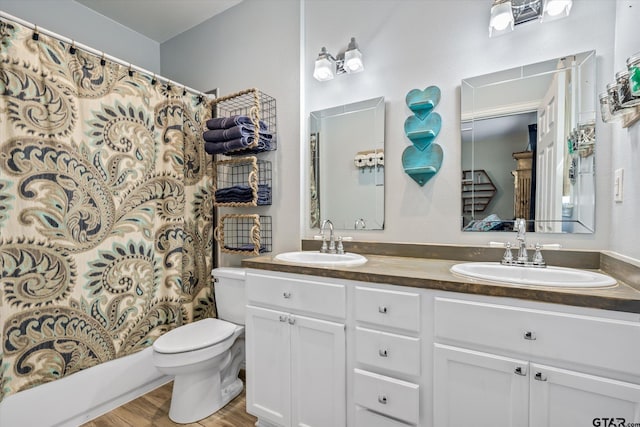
[204,136,255,154]
[203,124,254,143]
[206,115,267,130]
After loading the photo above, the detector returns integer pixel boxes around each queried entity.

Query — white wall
[303,0,616,251]
[160,0,301,266]
[611,0,640,261]
[0,0,160,72]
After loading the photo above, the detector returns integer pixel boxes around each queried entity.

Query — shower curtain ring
[151,74,157,85]
[69,41,76,55]
[100,53,106,66]
[128,64,134,77]
[182,85,187,96]
[32,25,39,41]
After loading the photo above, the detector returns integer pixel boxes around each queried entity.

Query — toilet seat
[153,318,236,354]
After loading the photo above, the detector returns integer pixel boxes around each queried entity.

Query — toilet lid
[153,318,237,354]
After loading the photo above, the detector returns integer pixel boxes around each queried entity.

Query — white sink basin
[451,262,616,288]
[275,251,367,267]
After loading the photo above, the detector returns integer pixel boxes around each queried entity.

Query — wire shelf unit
[213,156,272,207]
[210,88,277,155]
[215,214,272,255]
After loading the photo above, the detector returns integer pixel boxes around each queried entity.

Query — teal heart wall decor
[405,86,441,120]
[401,143,443,187]
[404,113,442,151]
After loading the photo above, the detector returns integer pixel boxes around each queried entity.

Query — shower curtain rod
[0,10,214,99]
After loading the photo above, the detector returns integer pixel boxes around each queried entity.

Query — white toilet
[152,267,246,424]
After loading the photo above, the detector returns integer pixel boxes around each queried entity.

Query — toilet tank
[211,267,246,325]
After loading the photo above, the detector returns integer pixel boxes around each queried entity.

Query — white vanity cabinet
[433,297,640,427]
[244,267,640,427]
[352,286,422,426]
[245,272,346,427]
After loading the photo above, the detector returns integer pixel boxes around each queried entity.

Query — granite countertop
[242,254,640,314]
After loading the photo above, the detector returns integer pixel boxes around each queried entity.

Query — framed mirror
[310,97,385,230]
[461,50,596,233]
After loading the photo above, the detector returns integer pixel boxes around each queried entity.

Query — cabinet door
[434,344,529,427]
[246,305,291,427]
[290,314,346,427]
[529,363,640,427]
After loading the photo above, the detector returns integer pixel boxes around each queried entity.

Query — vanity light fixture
[313,47,335,81]
[489,0,514,37]
[313,37,364,82]
[489,0,573,37]
[541,0,573,21]
[343,37,364,74]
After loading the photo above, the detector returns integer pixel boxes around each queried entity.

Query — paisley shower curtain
[0,18,214,402]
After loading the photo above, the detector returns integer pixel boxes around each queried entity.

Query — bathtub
[0,347,170,426]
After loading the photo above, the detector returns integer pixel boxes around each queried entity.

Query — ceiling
[74,0,243,43]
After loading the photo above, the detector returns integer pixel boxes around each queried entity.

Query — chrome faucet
[320,219,336,254]
[515,218,528,263]
[501,218,546,268]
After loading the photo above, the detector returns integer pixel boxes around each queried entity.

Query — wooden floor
[81,381,257,427]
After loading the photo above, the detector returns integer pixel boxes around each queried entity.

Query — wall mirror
[310,97,385,230]
[461,50,596,234]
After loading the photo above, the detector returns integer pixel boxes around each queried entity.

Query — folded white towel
[354,154,367,168]
[366,153,376,167]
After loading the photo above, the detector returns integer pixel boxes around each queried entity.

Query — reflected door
[536,71,566,233]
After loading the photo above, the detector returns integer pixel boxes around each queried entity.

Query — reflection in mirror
[310,97,385,230]
[461,50,596,233]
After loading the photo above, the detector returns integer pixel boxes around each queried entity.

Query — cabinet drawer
[355,286,420,332]
[355,406,412,427]
[246,273,345,319]
[355,327,421,377]
[353,368,419,425]
[435,297,530,354]
[435,297,640,377]
[528,309,640,377]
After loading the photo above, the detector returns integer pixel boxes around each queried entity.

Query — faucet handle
[532,243,546,267]
[336,236,344,254]
[502,242,513,264]
[320,237,328,253]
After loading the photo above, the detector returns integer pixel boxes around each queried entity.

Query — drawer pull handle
[514,366,526,376]
[279,315,287,322]
[378,306,388,314]
[534,372,547,381]
[524,331,536,340]
[378,349,388,358]
[283,292,292,299]
[378,395,388,405]
[287,316,296,325]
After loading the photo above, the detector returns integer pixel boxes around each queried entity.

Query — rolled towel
[354,154,367,168]
[203,124,255,143]
[206,115,267,131]
[366,153,377,167]
[204,136,255,155]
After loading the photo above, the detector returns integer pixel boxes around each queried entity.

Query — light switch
[614,168,624,203]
